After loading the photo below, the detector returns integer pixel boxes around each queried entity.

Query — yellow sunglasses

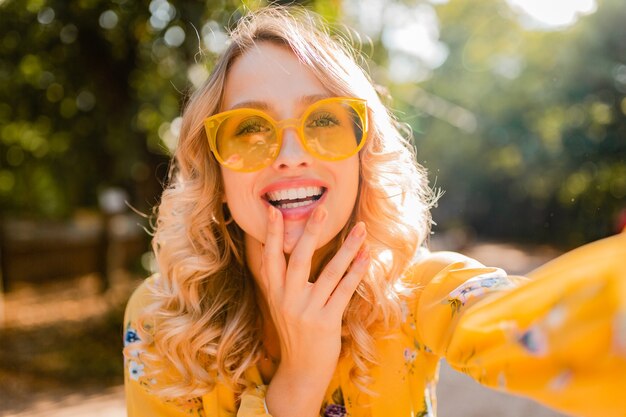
[204,97,368,172]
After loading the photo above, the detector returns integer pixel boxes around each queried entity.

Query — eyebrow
[227,93,333,112]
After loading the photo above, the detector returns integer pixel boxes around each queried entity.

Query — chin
[281,225,337,255]
[281,224,304,254]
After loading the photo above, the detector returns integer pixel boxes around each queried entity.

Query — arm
[411,233,626,417]
[408,250,528,356]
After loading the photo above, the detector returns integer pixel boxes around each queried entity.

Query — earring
[222,203,234,225]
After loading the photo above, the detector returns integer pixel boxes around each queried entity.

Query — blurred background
[0,0,624,415]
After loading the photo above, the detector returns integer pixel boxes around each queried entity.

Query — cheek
[223,179,246,214]
[220,170,236,204]
[341,158,360,202]
[330,159,361,225]
[221,167,251,205]
[221,170,266,241]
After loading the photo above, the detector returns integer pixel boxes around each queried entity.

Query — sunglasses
[204,97,368,172]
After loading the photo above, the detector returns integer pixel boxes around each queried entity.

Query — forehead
[221,42,332,113]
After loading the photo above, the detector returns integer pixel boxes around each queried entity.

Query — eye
[235,117,272,136]
[307,111,340,128]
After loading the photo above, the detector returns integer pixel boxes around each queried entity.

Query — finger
[284,205,327,291]
[262,205,286,292]
[325,247,370,316]
[311,222,367,305]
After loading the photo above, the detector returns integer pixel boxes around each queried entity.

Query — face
[219,42,360,255]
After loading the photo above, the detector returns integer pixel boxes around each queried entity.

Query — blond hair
[126,5,434,401]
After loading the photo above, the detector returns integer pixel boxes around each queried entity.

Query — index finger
[284,205,327,291]
[262,205,286,292]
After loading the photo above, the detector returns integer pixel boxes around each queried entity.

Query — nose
[271,126,314,170]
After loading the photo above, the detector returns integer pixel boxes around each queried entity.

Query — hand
[261,204,370,417]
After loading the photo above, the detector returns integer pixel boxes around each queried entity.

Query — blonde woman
[123,6,626,417]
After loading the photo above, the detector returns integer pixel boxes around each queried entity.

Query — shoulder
[396,248,485,332]
[402,247,485,287]
[124,274,160,325]
[123,274,162,352]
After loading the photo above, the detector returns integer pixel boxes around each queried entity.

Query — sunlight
[507,0,597,29]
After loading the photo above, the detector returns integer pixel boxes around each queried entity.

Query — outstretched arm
[410,232,626,417]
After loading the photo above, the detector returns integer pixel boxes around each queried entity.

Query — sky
[505,0,597,29]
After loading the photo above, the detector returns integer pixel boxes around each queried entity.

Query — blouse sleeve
[123,278,205,417]
[411,232,626,417]
[237,385,272,417]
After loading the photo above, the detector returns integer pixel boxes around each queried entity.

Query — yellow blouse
[123,232,626,417]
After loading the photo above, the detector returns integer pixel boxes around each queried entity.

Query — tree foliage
[0,0,340,218]
[397,0,626,246]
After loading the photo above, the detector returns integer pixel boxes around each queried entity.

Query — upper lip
[260,178,328,199]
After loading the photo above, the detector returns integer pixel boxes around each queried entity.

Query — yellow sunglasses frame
[203,97,368,172]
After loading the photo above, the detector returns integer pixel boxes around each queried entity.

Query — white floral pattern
[403,347,417,363]
[448,269,512,305]
[129,360,145,381]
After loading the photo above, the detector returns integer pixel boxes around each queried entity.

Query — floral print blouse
[123,232,626,417]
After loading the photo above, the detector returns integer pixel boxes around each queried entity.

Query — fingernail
[352,222,366,239]
[314,206,327,223]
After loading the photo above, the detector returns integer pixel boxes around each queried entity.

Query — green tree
[0,0,342,219]
[397,0,626,246]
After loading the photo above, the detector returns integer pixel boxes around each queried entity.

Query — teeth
[275,200,316,209]
[267,186,323,202]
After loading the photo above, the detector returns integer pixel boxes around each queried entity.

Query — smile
[265,186,326,209]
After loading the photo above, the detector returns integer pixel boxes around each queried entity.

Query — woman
[123,6,626,417]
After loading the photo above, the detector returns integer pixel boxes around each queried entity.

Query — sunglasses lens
[303,100,365,160]
[214,113,278,171]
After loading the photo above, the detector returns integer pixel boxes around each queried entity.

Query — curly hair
[126,5,435,401]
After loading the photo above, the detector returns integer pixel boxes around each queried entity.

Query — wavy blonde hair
[128,5,434,401]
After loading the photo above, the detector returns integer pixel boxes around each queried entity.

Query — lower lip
[263,191,327,221]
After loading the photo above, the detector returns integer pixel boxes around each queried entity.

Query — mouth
[264,186,327,210]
